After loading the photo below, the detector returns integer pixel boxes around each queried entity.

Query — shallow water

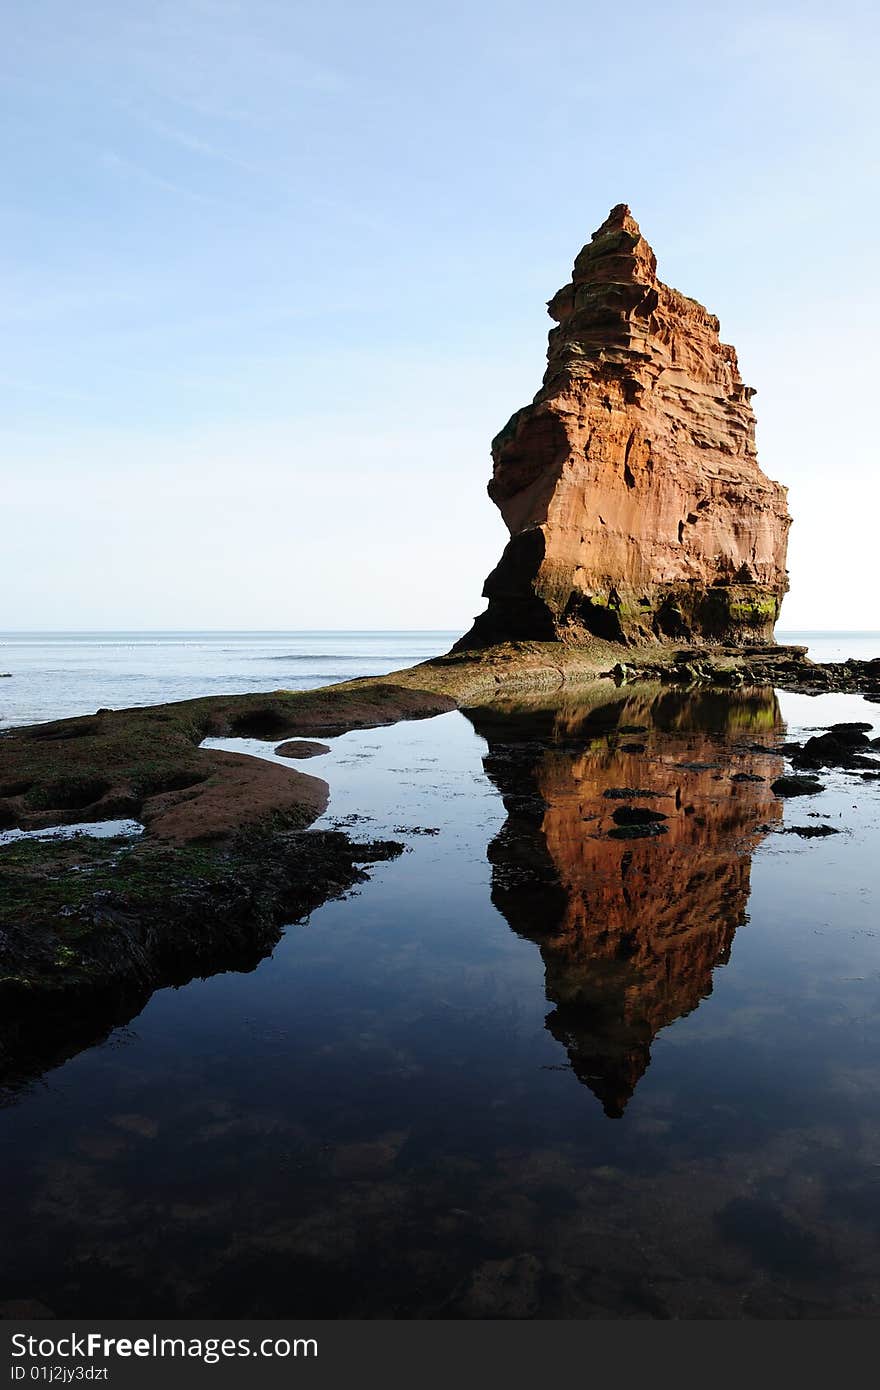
[1,685,879,1318]
[0,819,144,847]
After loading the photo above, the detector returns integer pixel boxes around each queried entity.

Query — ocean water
[0,631,457,728]
[776,630,880,663]
[0,630,877,730]
[2,684,879,1318]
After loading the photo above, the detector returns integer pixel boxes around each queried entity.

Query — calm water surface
[1,684,879,1318]
[0,630,877,728]
[0,631,457,727]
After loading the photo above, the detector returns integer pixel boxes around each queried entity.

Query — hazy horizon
[2,625,878,636]
[3,1,878,631]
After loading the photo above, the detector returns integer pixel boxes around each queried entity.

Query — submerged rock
[458,203,790,650]
[274,739,331,759]
[771,775,825,798]
[826,722,873,740]
[777,824,841,838]
[792,730,878,771]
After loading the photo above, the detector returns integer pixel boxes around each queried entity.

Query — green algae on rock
[0,827,402,1091]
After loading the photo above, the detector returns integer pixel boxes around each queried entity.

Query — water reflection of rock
[465,687,784,1117]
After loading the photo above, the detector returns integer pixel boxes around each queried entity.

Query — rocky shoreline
[0,828,402,1094]
[6,202,876,1088]
[0,680,455,1087]
[1,638,879,1090]
[605,645,880,699]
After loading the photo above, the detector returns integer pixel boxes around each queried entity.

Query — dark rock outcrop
[0,830,403,1093]
[770,774,824,797]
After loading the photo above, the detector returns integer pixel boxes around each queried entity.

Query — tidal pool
[1,685,879,1318]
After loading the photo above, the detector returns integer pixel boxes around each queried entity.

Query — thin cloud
[129,110,271,176]
[98,148,227,205]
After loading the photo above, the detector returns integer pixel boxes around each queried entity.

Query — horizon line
[1,627,878,638]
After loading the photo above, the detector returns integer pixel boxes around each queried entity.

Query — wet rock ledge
[1,680,456,1083]
[605,645,880,699]
[0,829,401,1092]
[1,639,878,1087]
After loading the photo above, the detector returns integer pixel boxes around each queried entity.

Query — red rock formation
[460,205,791,648]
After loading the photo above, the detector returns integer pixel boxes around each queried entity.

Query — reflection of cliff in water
[465,687,783,1117]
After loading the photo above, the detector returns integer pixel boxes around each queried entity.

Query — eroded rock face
[460,205,791,648]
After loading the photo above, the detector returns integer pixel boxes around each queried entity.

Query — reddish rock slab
[459,204,791,649]
[275,739,331,759]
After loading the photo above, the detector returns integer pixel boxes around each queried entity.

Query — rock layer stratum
[459,205,791,649]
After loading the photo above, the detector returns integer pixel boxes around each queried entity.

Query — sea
[0,629,877,729]
[2,629,880,1317]
[0,631,457,728]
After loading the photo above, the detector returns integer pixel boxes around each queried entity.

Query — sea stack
[459,205,791,649]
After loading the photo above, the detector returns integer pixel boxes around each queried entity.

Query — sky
[1,0,878,631]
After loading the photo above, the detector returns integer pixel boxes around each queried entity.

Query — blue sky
[2,0,877,629]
